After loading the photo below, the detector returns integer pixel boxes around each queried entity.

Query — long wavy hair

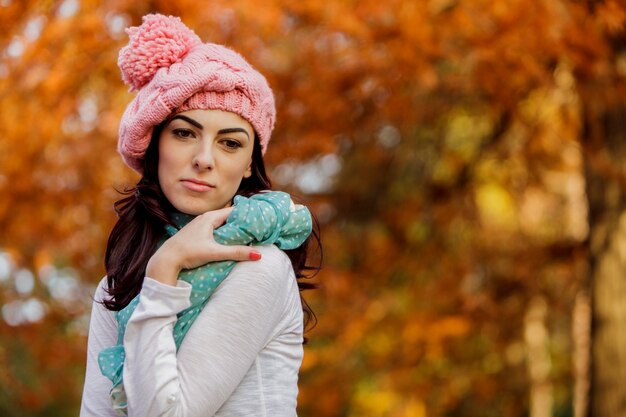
[103,122,320,332]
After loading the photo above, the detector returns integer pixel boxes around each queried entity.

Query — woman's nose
[192,141,215,170]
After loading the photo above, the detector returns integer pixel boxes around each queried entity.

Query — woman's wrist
[146,244,182,286]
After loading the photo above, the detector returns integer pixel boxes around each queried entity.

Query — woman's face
[158,109,254,216]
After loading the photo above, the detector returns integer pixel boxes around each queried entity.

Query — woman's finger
[211,244,262,262]
[201,206,234,229]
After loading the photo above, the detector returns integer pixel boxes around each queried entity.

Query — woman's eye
[172,129,195,139]
[222,139,242,150]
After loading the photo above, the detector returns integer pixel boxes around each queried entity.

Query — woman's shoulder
[94,276,109,299]
[255,244,292,263]
[238,244,292,274]
[228,245,295,290]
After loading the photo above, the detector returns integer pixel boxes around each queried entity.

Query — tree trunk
[525,296,553,417]
[585,102,626,417]
[573,290,591,417]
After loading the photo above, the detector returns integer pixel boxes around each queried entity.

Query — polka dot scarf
[97,191,312,416]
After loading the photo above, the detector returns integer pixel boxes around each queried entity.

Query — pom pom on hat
[118,14,202,91]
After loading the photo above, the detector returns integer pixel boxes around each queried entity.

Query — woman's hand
[145,207,261,286]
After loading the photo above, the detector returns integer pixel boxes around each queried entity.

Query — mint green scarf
[97,191,312,416]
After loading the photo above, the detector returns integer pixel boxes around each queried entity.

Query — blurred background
[1,0,626,416]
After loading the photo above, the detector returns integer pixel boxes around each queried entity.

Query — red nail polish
[249,251,262,261]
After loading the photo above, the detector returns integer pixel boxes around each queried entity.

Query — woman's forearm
[123,278,192,417]
[145,244,182,287]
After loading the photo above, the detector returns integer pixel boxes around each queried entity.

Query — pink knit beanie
[117,14,276,172]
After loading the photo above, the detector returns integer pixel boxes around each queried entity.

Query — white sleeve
[79,278,119,417]
[123,245,294,417]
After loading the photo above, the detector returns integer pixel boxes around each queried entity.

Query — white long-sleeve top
[80,245,304,417]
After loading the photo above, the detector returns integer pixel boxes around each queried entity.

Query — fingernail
[249,251,262,261]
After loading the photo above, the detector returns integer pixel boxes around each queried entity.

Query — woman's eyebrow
[217,128,250,138]
[169,116,250,138]
[170,115,203,130]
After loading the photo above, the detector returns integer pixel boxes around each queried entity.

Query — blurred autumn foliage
[1,0,626,416]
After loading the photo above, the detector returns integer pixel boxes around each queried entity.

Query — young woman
[80,14,319,417]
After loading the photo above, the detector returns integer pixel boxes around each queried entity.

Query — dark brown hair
[103,123,320,332]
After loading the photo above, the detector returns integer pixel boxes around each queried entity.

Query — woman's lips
[181,179,215,192]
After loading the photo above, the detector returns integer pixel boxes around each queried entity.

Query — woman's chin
[170,199,230,216]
